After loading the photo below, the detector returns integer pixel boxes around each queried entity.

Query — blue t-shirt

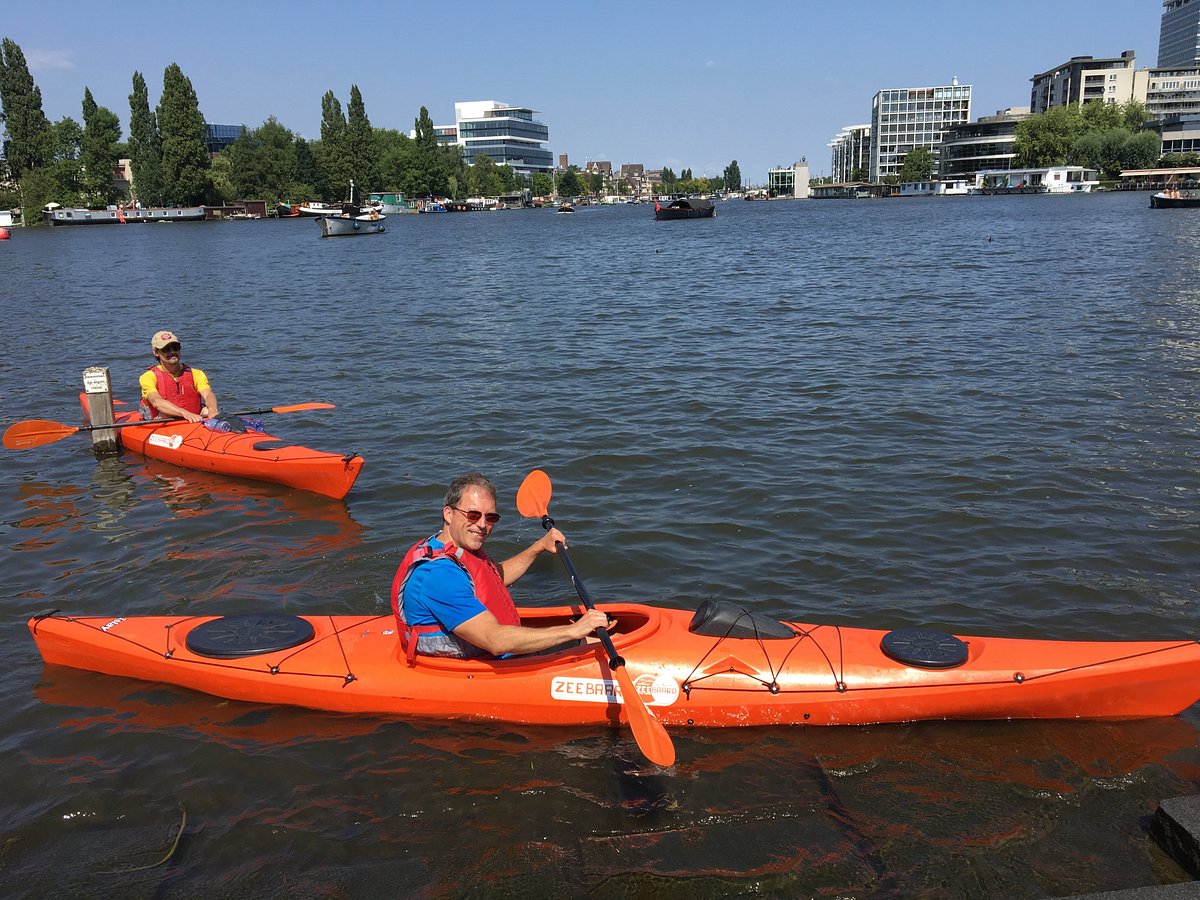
[402,536,487,634]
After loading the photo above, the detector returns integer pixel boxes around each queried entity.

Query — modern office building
[204,123,244,155]
[1029,52,1147,113]
[869,78,971,181]
[453,101,553,177]
[1159,0,1200,67]
[939,108,1031,180]
[767,160,811,198]
[828,124,871,183]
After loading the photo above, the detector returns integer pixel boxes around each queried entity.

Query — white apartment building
[1029,51,1148,113]
[828,125,871,183]
[870,78,972,181]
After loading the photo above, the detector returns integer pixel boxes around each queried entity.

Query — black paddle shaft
[540,513,625,669]
[79,406,284,433]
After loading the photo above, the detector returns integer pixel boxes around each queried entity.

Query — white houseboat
[972,166,1100,195]
[897,179,971,197]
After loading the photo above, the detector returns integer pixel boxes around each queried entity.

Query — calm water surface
[3,193,1200,897]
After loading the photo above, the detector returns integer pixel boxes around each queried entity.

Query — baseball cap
[152,330,180,350]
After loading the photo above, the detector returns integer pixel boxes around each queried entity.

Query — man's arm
[497,528,566,586]
[144,391,204,423]
[453,607,611,656]
[198,387,218,418]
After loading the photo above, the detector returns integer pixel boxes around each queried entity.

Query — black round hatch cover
[880,628,969,669]
[186,613,315,659]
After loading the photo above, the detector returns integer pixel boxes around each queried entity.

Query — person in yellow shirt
[139,330,218,423]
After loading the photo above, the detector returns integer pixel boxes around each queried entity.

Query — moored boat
[654,198,716,220]
[82,399,363,499]
[275,203,301,217]
[297,201,343,217]
[317,210,386,237]
[27,599,1200,729]
[42,204,206,225]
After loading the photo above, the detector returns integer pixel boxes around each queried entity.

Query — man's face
[444,485,499,552]
[156,341,182,370]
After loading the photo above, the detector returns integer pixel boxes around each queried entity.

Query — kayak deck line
[29,603,1200,729]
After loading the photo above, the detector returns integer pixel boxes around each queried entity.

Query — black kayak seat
[186,612,315,659]
[880,627,969,669]
[689,599,795,640]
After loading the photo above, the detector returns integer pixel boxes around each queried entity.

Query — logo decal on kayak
[148,433,183,450]
[101,617,125,632]
[550,674,678,707]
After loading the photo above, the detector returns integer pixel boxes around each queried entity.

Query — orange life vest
[391,536,520,665]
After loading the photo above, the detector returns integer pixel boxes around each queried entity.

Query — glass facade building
[204,123,244,155]
[1160,0,1200,67]
[870,80,972,181]
[454,101,553,176]
[828,124,871,183]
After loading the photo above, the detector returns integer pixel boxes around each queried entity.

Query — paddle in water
[516,469,676,767]
[2,403,336,450]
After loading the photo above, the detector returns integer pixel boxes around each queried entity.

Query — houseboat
[897,179,970,197]
[972,167,1100,195]
[42,203,206,225]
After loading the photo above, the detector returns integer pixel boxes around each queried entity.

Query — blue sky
[5,1,1164,183]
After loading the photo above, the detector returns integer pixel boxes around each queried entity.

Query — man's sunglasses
[451,507,501,525]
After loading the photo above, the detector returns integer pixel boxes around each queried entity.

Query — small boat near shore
[42,203,206,225]
[298,201,343,217]
[654,198,716,220]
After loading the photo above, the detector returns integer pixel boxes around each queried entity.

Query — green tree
[80,87,122,206]
[0,38,51,181]
[225,116,301,200]
[897,147,935,182]
[723,159,741,192]
[586,171,604,195]
[19,116,84,219]
[557,165,583,197]
[402,105,445,197]
[156,63,210,205]
[680,167,692,181]
[849,166,868,182]
[660,167,677,192]
[293,137,320,198]
[127,71,164,207]
[531,171,553,196]
[345,84,377,197]
[318,90,348,200]
[1014,104,1083,166]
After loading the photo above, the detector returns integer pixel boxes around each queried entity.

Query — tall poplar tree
[80,87,122,205]
[318,90,348,200]
[156,63,210,205]
[0,38,51,180]
[345,84,377,197]
[128,71,164,206]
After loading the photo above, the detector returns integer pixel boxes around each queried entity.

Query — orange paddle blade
[3,420,80,450]
[612,665,676,767]
[516,469,552,518]
[268,402,335,413]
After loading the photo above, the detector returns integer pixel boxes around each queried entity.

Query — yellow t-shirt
[139,365,212,402]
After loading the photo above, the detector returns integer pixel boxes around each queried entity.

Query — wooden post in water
[82,366,118,455]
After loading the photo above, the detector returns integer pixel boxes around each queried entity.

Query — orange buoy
[0,227,10,240]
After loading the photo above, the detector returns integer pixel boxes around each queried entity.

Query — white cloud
[705,59,717,68]
[25,49,74,71]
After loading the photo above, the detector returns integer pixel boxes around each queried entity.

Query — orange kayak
[28,601,1200,728]
[81,397,363,499]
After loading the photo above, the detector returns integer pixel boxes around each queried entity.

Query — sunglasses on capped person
[451,507,502,525]
[159,343,181,353]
